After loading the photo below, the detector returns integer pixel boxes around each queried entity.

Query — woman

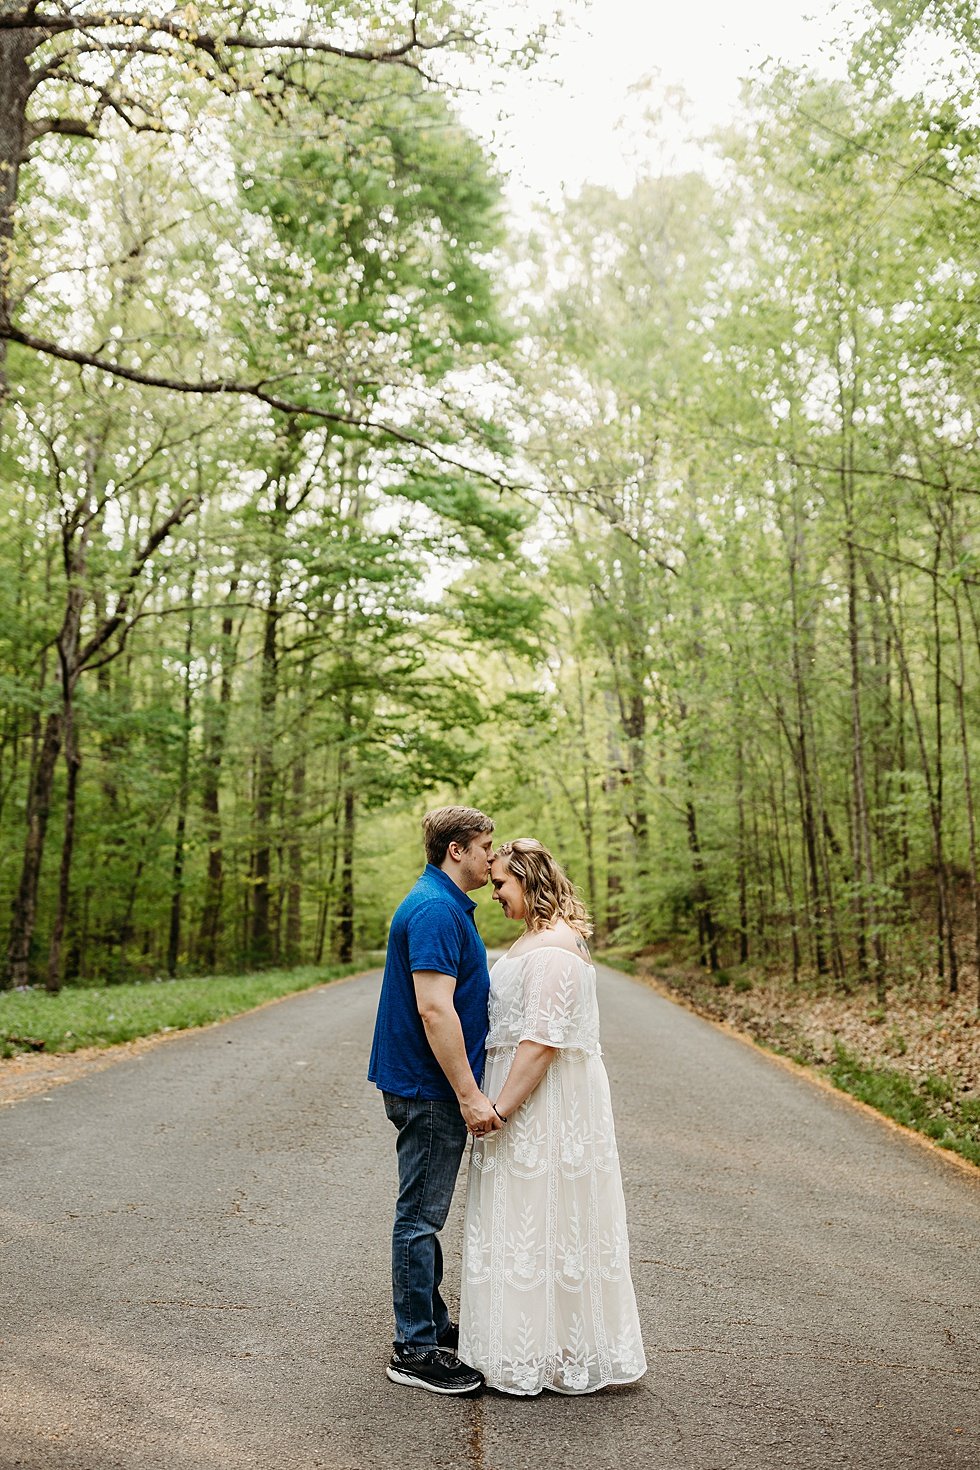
[459,838,646,1396]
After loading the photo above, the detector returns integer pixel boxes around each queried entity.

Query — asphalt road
[1,962,978,1470]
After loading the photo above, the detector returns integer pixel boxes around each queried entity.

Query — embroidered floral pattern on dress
[504,1202,546,1290]
[556,1200,587,1291]
[465,1214,491,1284]
[458,947,646,1397]
[610,1322,644,1379]
[500,1315,544,1393]
[600,1220,628,1281]
[558,1091,592,1176]
[508,1108,548,1176]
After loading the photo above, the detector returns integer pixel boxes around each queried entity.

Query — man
[368,805,503,1396]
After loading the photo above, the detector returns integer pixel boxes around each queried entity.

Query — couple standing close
[368,805,646,1397]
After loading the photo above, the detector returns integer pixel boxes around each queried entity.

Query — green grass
[0,962,368,1059]
[594,950,636,975]
[822,1045,980,1169]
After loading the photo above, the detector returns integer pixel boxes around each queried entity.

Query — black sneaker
[437,1322,459,1352]
[386,1346,484,1396]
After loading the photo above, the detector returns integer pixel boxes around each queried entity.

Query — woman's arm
[493,1039,556,1120]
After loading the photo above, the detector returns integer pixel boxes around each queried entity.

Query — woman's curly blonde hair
[493,838,593,938]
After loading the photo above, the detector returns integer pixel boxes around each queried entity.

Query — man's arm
[413,971,502,1133]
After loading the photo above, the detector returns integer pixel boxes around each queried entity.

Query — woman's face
[490,857,526,923]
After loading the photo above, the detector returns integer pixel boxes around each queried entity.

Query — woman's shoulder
[512,921,592,964]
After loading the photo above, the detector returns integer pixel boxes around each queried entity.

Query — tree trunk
[750,804,769,958]
[735,734,749,964]
[845,533,880,994]
[335,745,356,965]
[44,703,81,992]
[930,528,957,994]
[685,790,718,971]
[864,558,955,1000]
[285,754,305,965]
[952,593,980,998]
[250,579,281,967]
[623,688,648,854]
[0,12,39,408]
[197,573,241,969]
[575,658,597,918]
[775,745,801,984]
[315,758,342,966]
[787,516,828,974]
[603,693,625,939]
[816,802,846,983]
[4,709,62,985]
[833,279,884,1000]
[167,576,195,977]
[6,492,93,987]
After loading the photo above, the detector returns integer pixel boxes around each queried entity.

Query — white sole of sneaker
[385,1365,483,1396]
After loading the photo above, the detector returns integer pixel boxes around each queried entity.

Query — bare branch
[23,116,96,149]
[792,101,980,207]
[701,414,979,497]
[77,493,200,670]
[845,537,980,589]
[4,323,523,492]
[0,6,474,70]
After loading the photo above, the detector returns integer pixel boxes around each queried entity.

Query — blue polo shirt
[368,864,490,1101]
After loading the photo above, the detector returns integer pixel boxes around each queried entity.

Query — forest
[1,0,978,1017]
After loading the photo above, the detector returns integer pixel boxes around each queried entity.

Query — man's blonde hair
[422,806,495,867]
[493,838,593,938]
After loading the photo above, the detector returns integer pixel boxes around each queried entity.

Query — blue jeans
[383,1091,468,1350]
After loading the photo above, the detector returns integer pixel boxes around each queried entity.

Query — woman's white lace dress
[459,946,646,1395]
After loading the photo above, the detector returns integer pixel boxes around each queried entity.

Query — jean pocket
[383,1091,409,1127]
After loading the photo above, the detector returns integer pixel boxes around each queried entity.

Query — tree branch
[845,536,980,589]
[23,115,96,149]
[77,494,200,670]
[792,101,980,207]
[701,414,979,497]
[0,6,473,69]
[4,324,522,492]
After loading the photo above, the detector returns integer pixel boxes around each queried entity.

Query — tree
[1,0,533,402]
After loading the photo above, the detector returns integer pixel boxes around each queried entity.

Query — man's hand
[413,971,500,1135]
[460,1090,504,1137]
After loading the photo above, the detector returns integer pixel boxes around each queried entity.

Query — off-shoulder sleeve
[519,949,597,1051]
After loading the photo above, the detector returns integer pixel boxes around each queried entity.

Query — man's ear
[446,839,463,863]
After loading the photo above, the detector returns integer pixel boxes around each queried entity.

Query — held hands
[461,1091,504,1138]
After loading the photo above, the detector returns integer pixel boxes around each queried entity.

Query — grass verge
[0,962,367,1059]
[818,1044,980,1169]
[594,950,636,975]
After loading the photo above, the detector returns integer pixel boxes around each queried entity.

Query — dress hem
[482,1368,647,1398]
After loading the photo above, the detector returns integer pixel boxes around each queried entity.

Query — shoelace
[401,1346,458,1366]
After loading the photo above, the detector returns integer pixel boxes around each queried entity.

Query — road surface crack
[466,1395,486,1470]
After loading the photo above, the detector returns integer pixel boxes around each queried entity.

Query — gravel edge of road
[627,965,980,1185]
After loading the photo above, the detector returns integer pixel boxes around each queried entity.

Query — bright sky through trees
[458,0,871,205]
